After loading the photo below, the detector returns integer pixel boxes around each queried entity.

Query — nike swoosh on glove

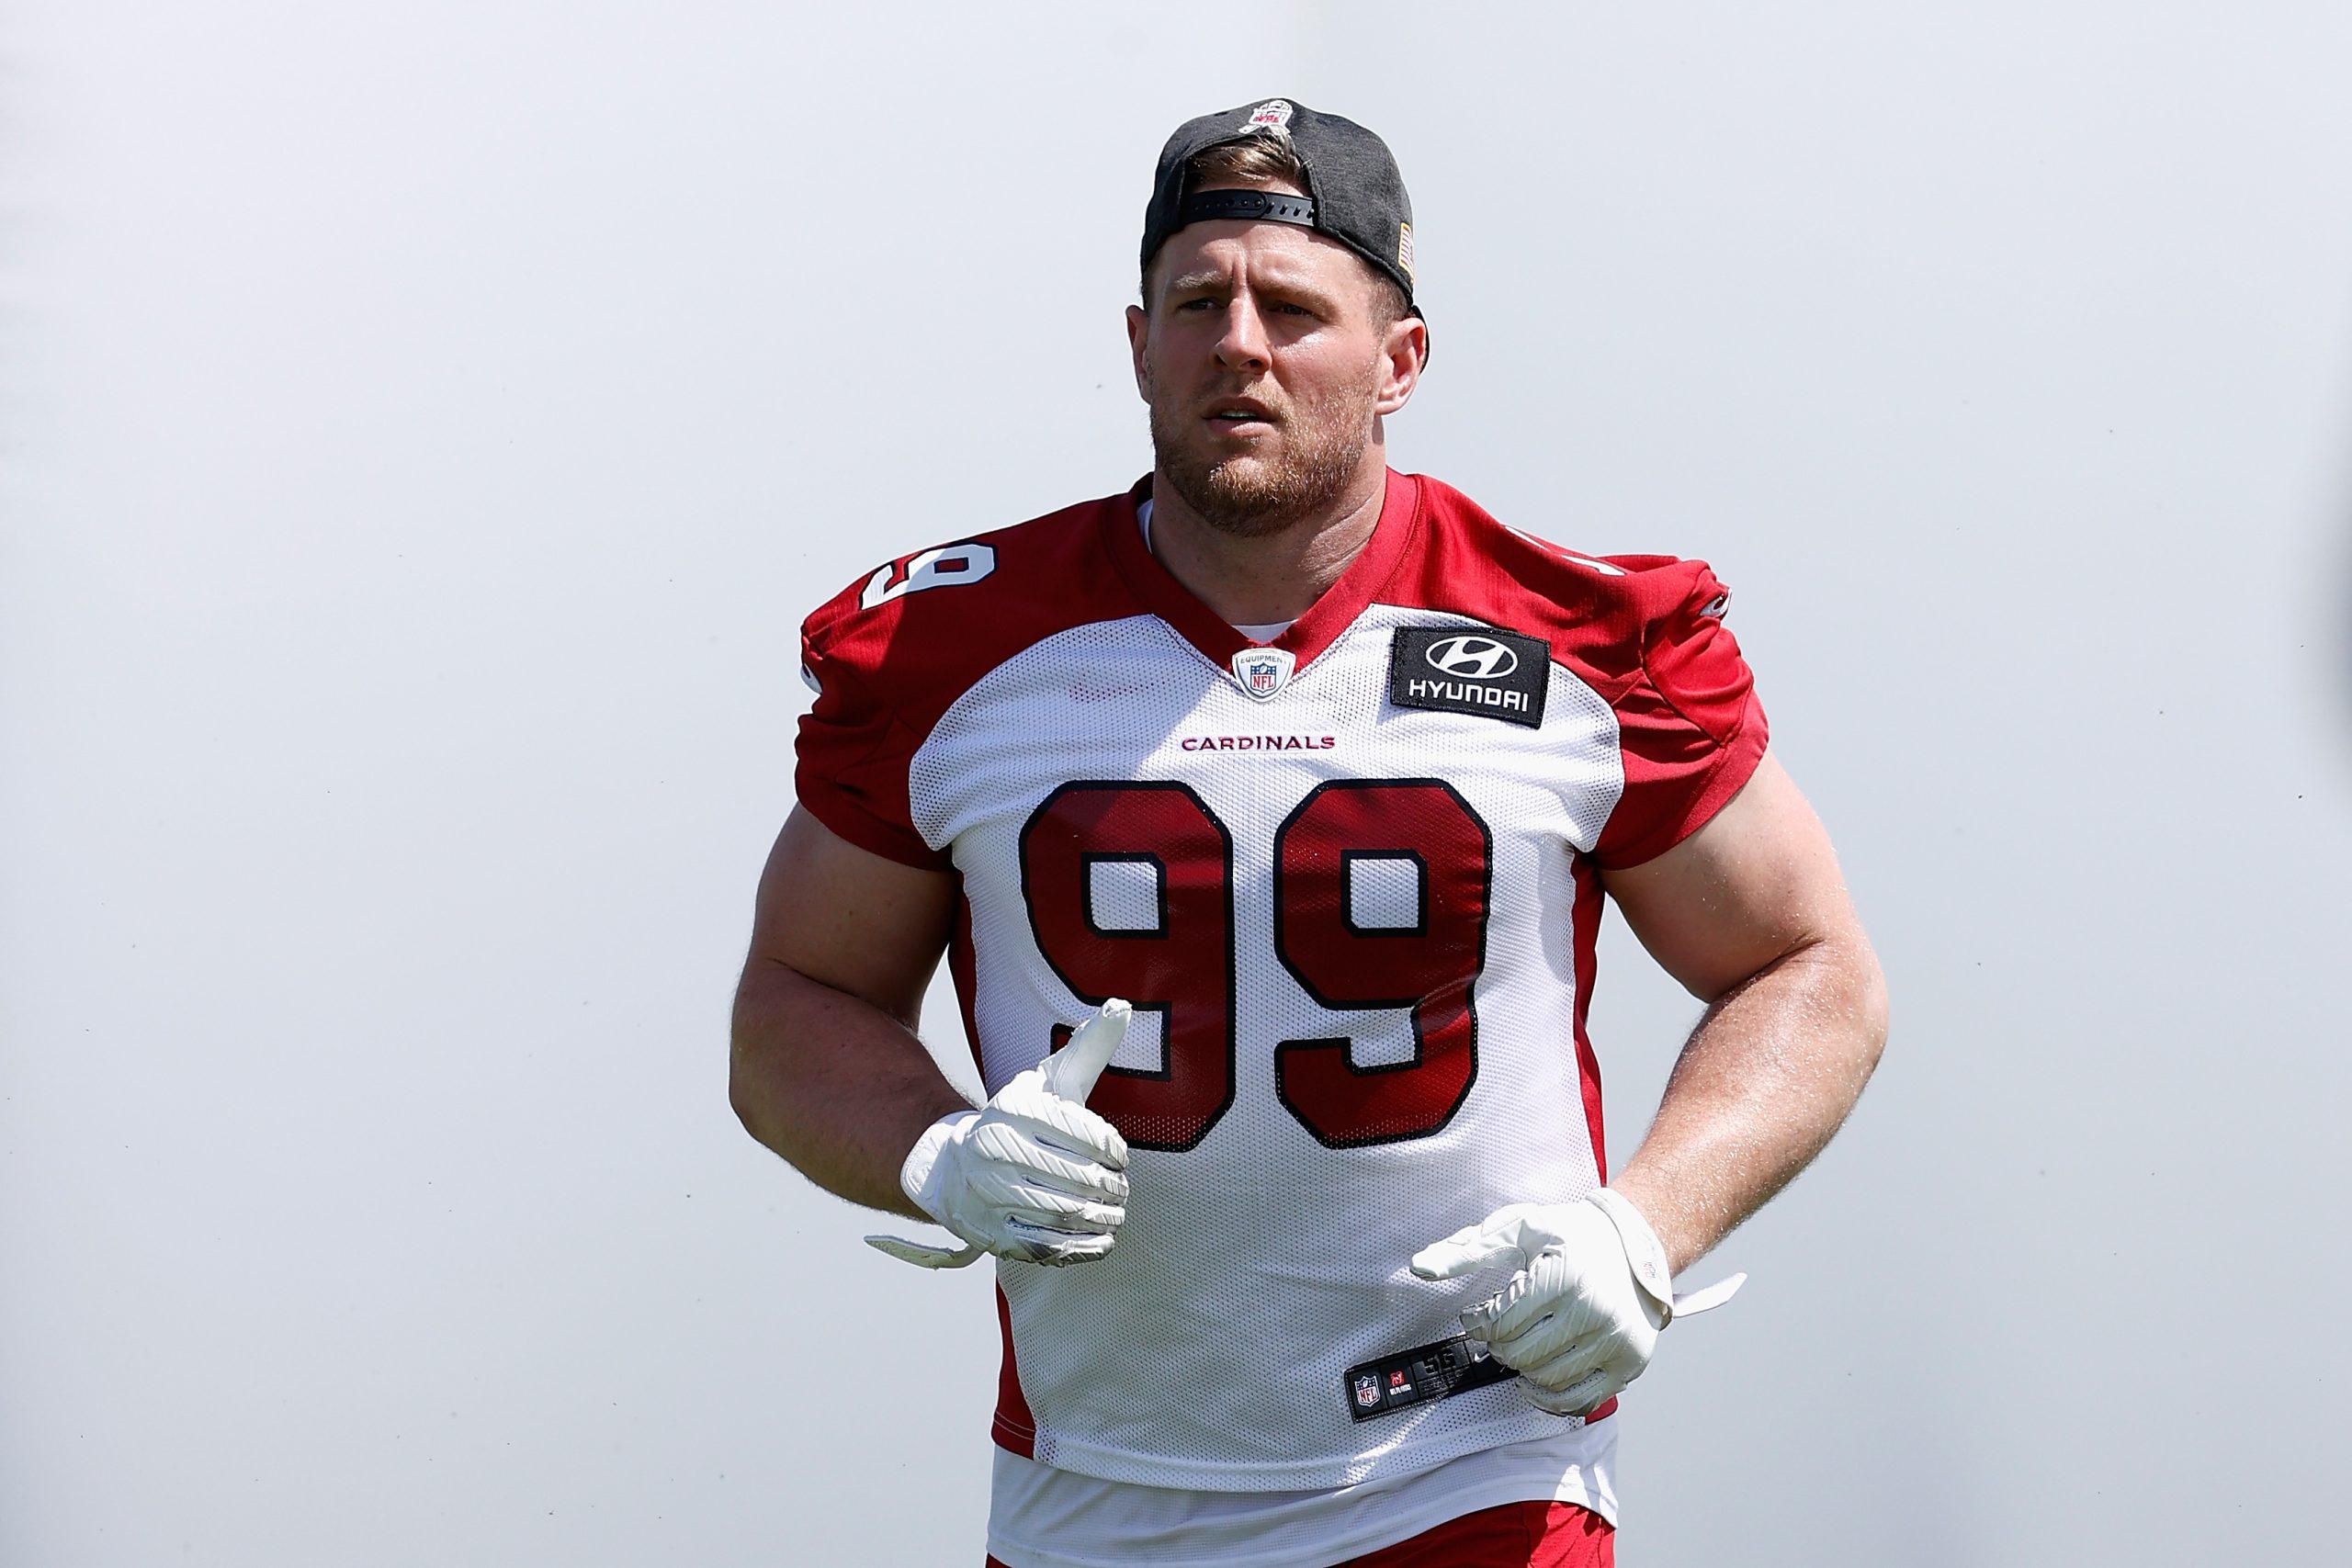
[1408,1188,1746,1416]
[865,1000,1133,1269]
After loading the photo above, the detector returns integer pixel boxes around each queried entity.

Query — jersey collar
[1102,469,1424,677]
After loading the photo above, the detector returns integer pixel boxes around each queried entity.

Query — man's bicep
[744,807,956,1026]
[1599,751,1865,1003]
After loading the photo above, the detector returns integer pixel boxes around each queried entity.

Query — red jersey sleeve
[786,497,1137,874]
[794,601,952,873]
[1590,559,1769,870]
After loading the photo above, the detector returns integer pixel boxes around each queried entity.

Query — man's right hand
[865,1001,1133,1269]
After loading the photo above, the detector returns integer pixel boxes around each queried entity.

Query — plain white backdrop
[6,5,2350,1563]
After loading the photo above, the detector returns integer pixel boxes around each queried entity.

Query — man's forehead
[1151,196,1365,294]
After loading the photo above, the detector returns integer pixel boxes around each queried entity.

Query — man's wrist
[899,1109,978,1220]
[1589,1186,1676,1322]
[1598,1170,1708,1276]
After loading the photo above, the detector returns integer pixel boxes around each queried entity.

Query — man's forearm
[1609,935,1889,1275]
[729,958,974,1220]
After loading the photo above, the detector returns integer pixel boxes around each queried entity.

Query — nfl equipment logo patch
[1353,1373,1382,1410]
[1229,647,1296,701]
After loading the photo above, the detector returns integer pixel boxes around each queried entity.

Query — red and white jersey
[795,471,1766,1493]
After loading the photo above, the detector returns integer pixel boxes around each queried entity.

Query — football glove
[865,1000,1133,1269]
[1408,1188,1746,1416]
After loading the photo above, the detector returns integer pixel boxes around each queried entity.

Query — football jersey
[795,470,1766,1492]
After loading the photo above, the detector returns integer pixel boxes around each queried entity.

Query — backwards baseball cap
[1141,96,1421,324]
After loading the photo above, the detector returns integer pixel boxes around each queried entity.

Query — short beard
[1148,377,1378,539]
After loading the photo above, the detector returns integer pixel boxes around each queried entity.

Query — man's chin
[1152,419,1371,538]
[1186,489,1316,540]
[1201,453,1282,497]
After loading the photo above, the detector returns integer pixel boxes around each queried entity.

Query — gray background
[6,4,2349,1564]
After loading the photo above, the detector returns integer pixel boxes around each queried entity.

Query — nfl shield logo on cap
[1242,98,1295,132]
[1230,647,1295,700]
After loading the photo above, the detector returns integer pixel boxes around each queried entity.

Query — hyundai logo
[1423,635,1519,681]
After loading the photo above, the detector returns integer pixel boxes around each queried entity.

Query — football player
[730,97,1889,1568]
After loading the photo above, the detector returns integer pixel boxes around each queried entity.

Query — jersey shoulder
[798,487,1143,729]
[791,486,1156,870]
[1386,476,1770,866]
[1396,473,1751,738]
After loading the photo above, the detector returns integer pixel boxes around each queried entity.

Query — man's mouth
[1204,399,1277,433]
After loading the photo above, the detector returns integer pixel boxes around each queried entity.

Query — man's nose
[1212,299,1272,372]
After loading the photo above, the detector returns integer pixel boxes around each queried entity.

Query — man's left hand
[1409,1189,1720,1417]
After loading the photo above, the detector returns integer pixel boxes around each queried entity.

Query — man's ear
[1373,313,1427,416]
[1125,302,1152,401]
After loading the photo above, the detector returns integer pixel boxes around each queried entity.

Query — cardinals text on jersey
[795,472,1766,1492]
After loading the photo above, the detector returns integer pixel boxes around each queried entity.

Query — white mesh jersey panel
[908,605,1628,1492]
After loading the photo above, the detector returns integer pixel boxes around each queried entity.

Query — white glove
[865,1000,1133,1269]
[1408,1188,1746,1416]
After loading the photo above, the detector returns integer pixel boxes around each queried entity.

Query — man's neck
[1145,464,1389,627]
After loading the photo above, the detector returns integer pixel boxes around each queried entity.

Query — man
[731,97,1887,1567]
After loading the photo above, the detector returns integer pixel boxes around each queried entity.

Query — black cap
[1141,97,1419,319]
